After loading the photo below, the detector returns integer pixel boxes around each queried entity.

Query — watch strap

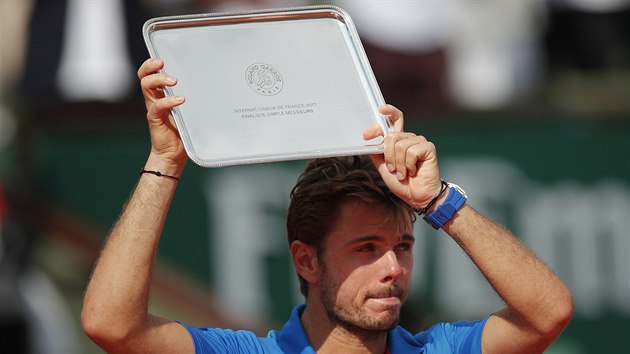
[424,183,467,230]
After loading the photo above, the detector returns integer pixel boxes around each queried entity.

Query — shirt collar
[275,304,316,354]
[274,304,424,354]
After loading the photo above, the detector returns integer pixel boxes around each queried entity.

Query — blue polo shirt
[180,304,489,353]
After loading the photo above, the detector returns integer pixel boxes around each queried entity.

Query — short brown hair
[286,156,415,297]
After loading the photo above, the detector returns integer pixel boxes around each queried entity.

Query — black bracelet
[416,180,448,215]
[140,168,180,181]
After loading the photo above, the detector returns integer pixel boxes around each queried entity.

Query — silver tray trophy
[143,5,393,167]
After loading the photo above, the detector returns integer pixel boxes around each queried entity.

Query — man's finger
[405,139,435,177]
[383,132,414,175]
[362,124,383,140]
[393,135,427,180]
[141,73,178,93]
[379,104,404,132]
[137,58,164,80]
[147,96,185,123]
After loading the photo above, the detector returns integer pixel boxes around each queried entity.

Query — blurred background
[0,0,628,353]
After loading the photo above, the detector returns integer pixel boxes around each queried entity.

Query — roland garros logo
[246,63,283,96]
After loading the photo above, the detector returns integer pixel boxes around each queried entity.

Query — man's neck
[300,301,388,354]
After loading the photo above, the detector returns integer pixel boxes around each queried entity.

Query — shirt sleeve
[437,316,490,354]
[178,322,267,354]
[412,315,490,354]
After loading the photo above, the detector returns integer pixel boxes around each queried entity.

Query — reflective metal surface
[144,6,390,167]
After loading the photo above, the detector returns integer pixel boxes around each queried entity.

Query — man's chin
[362,315,400,332]
[328,307,400,334]
[359,308,401,332]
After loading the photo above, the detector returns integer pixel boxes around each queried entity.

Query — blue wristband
[424,182,467,230]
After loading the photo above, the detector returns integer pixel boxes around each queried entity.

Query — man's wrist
[144,153,186,179]
[415,180,448,215]
[423,186,451,215]
[423,182,468,230]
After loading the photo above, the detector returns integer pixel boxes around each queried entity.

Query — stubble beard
[319,263,404,337]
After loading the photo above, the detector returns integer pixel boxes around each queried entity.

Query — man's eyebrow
[344,234,415,247]
[402,234,416,243]
[344,235,382,247]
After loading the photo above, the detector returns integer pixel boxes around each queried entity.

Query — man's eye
[396,243,412,252]
[357,244,375,252]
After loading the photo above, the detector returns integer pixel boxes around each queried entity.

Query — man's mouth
[366,286,405,306]
[368,296,402,306]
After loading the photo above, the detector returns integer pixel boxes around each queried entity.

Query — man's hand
[138,58,188,176]
[363,105,443,211]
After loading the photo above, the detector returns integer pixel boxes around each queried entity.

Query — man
[82,58,573,353]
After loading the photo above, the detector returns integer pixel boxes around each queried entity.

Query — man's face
[318,200,414,333]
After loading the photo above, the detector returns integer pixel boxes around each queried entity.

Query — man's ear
[290,240,319,284]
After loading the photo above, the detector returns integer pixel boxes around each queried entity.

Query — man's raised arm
[81,59,193,353]
[365,105,573,353]
[444,206,573,354]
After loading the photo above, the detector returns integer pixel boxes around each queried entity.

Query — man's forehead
[329,200,414,238]
[345,198,411,221]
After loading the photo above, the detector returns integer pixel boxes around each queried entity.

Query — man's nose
[379,250,402,284]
